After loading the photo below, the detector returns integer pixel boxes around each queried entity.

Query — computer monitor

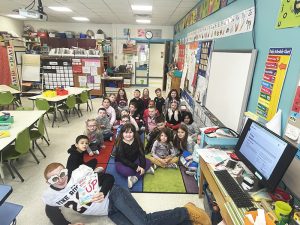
[235,118,297,192]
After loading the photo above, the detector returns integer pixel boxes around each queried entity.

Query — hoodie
[66,144,97,178]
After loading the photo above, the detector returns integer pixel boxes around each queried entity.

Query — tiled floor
[2,87,204,224]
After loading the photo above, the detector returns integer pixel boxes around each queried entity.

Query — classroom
[1,0,300,224]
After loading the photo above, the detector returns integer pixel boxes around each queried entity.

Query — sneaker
[146,166,155,175]
[128,176,138,189]
[185,170,196,176]
[184,202,211,225]
[109,136,113,141]
[153,164,157,170]
[94,167,104,173]
[167,163,178,169]
[94,150,100,155]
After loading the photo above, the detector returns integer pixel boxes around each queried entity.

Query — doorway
[148,43,165,88]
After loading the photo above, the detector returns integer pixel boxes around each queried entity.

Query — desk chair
[76,90,92,116]
[35,98,63,129]
[58,94,81,123]
[29,117,49,158]
[2,128,40,182]
[0,91,20,110]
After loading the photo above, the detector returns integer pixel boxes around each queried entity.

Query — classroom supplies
[244,210,276,225]
[0,130,10,138]
[274,201,292,222]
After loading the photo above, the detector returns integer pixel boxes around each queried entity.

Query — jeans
[103,131,114,140]
[108,185,192,225]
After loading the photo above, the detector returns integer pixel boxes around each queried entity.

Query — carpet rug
[84,140,199,194]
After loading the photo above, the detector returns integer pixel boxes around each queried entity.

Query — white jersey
[42,165,109,216]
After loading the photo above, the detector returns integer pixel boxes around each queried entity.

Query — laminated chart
[256,48,292,121]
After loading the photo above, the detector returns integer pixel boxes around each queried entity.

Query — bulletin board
[204,50,257,132]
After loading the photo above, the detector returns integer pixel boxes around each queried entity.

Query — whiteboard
[205,50,257,132]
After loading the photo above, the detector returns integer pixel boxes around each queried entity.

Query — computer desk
[199,156,258,225]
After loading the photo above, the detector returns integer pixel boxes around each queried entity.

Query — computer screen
[235,119,297,192]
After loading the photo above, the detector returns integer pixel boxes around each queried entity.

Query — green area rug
[143,167,186,193]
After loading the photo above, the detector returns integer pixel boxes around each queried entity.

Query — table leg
[52,102,58,128]
[0,153,4,181]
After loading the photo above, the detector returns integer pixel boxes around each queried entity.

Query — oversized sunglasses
[47,168,68,185]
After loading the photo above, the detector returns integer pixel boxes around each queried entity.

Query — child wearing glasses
[84,118,105,156]
[43,163,211,225]
[66,135,103,177]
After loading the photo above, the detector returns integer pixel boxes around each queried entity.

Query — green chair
[2,128,40,182]
[0,91,19,110]
[35,98,64,128]
[58,94,81,123]
[76,90,91,116]
[29,117,49,158]
[9,84,22,106]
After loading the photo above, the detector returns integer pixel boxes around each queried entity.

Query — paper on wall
[91,67,98,75]
[94,75,101,84]
[82,66,91,74]
[265,109,282,135]
[78,76,87,83]
[285,123,300,141]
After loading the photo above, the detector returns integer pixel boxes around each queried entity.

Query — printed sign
[256,48,292,120]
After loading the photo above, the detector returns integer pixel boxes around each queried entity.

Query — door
[148,43,165,88]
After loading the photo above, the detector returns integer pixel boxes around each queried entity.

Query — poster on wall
[198,40,213,78]
[7,46,20,88]
[256,48,292,121]
[276,0,300,29]
[177,44,185,70]
[137,29,145,38]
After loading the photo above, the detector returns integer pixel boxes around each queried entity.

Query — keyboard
[214,170,254,208]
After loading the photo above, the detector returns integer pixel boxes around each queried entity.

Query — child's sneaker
[146,166,155,175]
[127,176,138,188]
[109,136,113,141]
[94,150,100,155]
[167,163,178,169]
[185,170,196,176]
[89,152,94,156]
[94,167,104,173]
[153,164,157,170]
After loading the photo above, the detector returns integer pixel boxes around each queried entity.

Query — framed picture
[15,51,26,65]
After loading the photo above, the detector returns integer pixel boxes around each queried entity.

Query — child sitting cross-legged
[66,135,103,177]
[96,108,114,141]
[148,128,179,169]
[84,118,105,156]
[143,105,158,134]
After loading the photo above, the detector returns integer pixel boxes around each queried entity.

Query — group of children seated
[66,88,202,189]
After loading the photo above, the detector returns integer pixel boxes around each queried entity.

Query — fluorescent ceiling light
[7,14,26,19]
[136,19,151,24]
[131,5,152,11]
[48,6,72,12]
[72,17,89,21]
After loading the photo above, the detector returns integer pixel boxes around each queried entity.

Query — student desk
[28,87,92,127]
[199,157,258,225]
[101,76,124,96]
[0,110,46,179]
[0,185,23,225]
